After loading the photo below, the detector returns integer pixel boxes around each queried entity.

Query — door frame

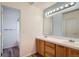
[1,5,21,57]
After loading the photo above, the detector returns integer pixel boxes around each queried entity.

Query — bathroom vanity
[36,36,79,57]
[36,2,79,57]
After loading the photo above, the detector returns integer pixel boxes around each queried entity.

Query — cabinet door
[45,46,55,57]
[36,39,40,54]
[39,40,44,56]
[56,45,67,57]
[68,48,79,57]
[36,39,45,56]
[45,52,54,57]
[45,42,56,57]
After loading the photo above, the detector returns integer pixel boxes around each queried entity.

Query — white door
[63,10,79,38]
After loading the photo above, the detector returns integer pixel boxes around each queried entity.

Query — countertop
[36,35,79,50]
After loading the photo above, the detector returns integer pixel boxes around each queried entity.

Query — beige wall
[2,2,43,56]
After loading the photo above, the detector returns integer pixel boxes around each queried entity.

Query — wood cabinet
[67,48,79,57]
[45,52,53,57]
[36,39,79,57]
[56,45,67,57]
[45,42,56,57]
[36,39,45,56]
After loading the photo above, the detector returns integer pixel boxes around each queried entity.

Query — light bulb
[48,12,50,15]
[50,11,52,13]
[56,8,60,11]
[48,11,52,14]
[70,2,75,6]
[65,4,69,7]
[45,13,48,17]
[60,6,64,9]
[52,9,56,12]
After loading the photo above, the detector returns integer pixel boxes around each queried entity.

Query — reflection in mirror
[63,9,79,38]
[43,16,53,35]
[43,2,79,39]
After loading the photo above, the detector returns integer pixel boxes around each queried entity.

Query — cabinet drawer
[45,52,55,57]
[45,46,55,56]
[45,41,55,48]
[36,39,45,56]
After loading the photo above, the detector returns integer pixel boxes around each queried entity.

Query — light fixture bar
[45,2,76,17]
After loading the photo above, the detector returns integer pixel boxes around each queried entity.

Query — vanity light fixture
[45,2,76,17]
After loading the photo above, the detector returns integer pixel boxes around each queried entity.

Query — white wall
[2,3,43,56]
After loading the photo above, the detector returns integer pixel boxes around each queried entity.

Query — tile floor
[2,46,19,57]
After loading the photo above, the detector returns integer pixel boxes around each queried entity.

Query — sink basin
[44,35,48,38]
[63,39,79,45]
[42,35,79,45]
[69,40,75,43]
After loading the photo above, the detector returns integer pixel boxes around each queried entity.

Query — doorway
[1,5,20,57]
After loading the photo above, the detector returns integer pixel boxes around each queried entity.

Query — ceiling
[28,2,57,10]
[2,2,57,11]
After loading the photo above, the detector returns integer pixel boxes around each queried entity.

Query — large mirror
[43,2,79,38]
[63,9,79,38]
